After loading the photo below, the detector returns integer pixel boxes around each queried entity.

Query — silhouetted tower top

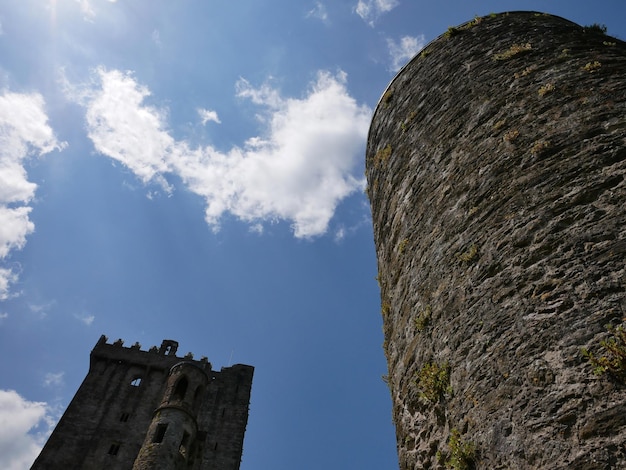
[33,335,253,470]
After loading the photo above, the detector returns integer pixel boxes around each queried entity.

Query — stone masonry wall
[366,12,626,469]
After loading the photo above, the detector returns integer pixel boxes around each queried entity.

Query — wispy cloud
[74,313,95,325]
[0,92,65,299]
[249,223,264,235]
[75,0,96,21]
[151,29,161,47]
[197,108,221,125]
[334,205,372,243]
[0,269,17,300]
[28,300,56,319]
[387,34,426,72]
[306,2,329,24]
[73,67,371,238]
[43,372,65,388]
[355,0,399,26]
[0,389,53,470]
[73,0,117,21]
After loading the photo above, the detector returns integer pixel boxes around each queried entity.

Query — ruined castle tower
[366,12,626,469]
[32,336,253,470]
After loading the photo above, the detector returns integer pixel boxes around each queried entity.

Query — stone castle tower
[32,335,253,470]
[366,12,625,469]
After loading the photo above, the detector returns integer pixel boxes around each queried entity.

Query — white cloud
[0,312,7,322]
[0,390,52,470]
[198,108,221,125]
[355,0,399,26]
[84,69,174,191]
[0,91,64,299]
[0,206,34,259]
[387,34,426,72]
[0,269,17,301]
[78,68,371,238]
[306,2,329,23]
[43,372,65,388]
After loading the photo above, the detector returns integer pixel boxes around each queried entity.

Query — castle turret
[133,361,210,470]
[366,11,626,469]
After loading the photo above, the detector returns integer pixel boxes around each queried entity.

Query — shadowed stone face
[366,12,626,469]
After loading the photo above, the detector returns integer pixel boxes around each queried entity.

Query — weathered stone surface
[366,12,626,469]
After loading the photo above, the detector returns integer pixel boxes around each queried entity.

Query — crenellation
[159,339,179,356]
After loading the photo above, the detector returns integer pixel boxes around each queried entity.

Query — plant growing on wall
[582,324,626,382]
[414,362,451,403]
[445,428,476,470]
[414,305,432,332]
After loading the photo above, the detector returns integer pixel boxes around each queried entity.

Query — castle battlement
[92,335,211,372]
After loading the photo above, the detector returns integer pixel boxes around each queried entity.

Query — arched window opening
[172,376,188,401]
[130,377,142,387]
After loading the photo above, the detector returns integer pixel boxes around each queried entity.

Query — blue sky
[0,1,625,469]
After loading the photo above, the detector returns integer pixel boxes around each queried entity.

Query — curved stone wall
[366,12,626,469]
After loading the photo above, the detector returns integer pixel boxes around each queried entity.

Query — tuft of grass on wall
[583,61,602,73]
[582,23,607,35]
[493,43,532,61]
[538,83,555,96]
[503,129,520,143]
[456,244,478,263]
[414,305,432,332]
[373,144,392,166]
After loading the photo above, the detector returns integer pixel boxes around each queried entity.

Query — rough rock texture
[366,12,626,469]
